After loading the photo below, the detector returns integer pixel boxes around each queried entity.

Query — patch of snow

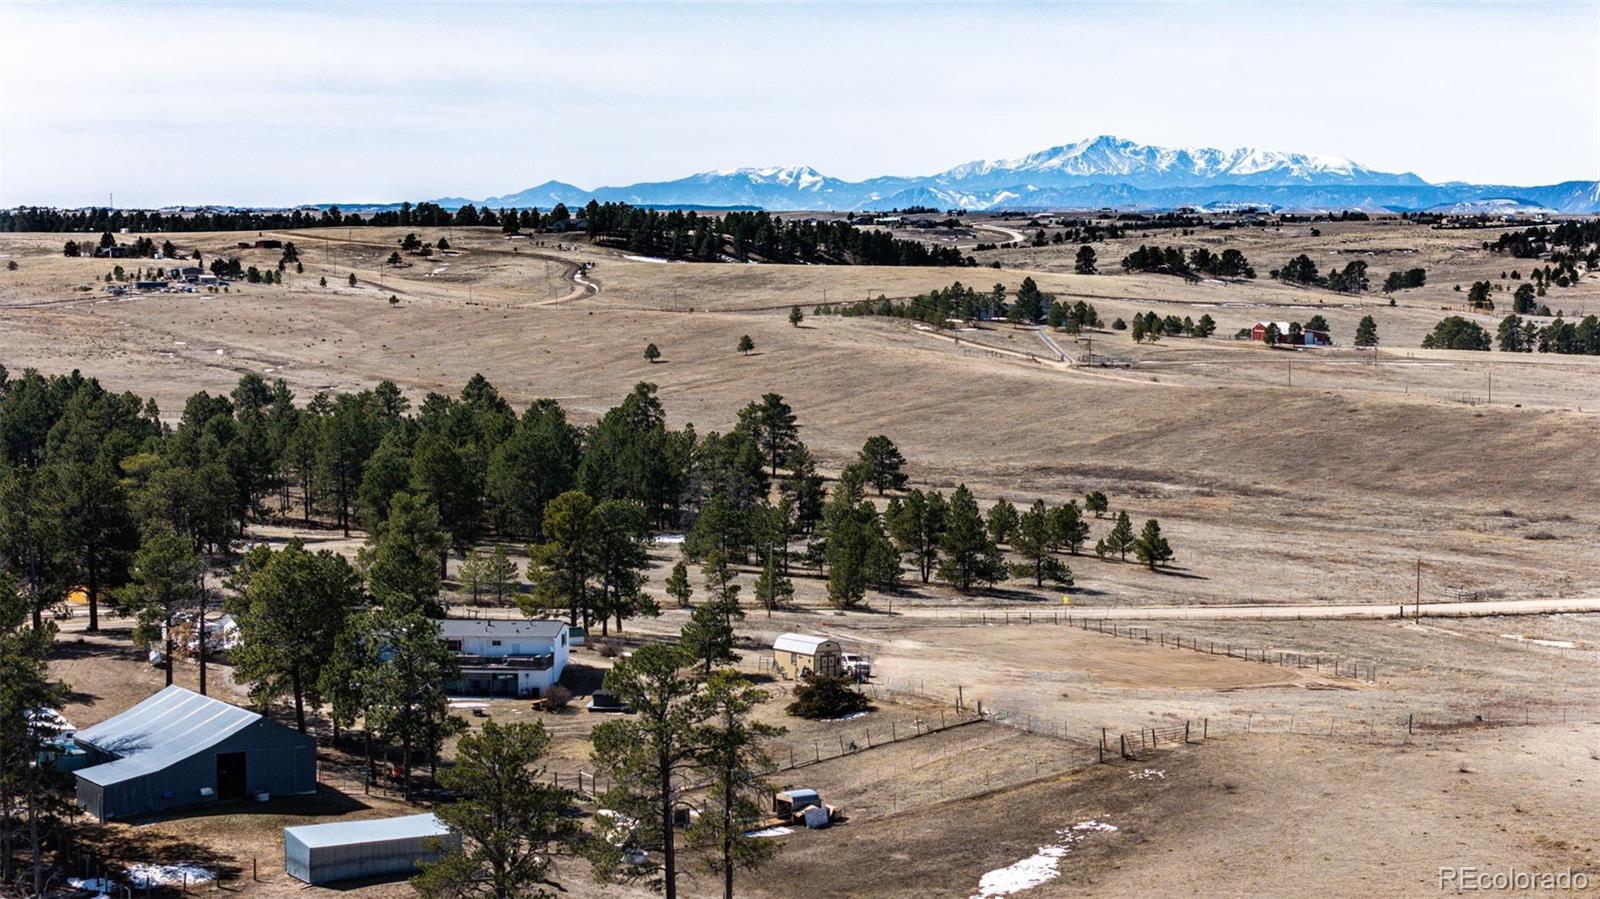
[126,864,216,889]
[68,876,117,892]
[624,255,674,264]
[745,826,792,838]
[25,707,73,737]
[1499,634,1576,649]
[1129,768,1166,780]
[827,710,871,721]
[652,534,686,545]
[971,820,1117,898]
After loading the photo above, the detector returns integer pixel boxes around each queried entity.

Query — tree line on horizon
[4,200,975,269]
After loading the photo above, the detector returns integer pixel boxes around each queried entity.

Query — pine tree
[985,499,1019,546]
[681,602,738,674]
[524,490,595,627]
[483,546,520,604]
[589,645,706,899]
[1084,491,1109,518]
[737,335,755,356]
[1010,500,1072,587]
[413,720,579,899]
[688,672,784,899]
[1103,510,1136,562]
[788,305,804,327]
[360,491,451,616]
[1049,500,1090,555]
[457,550,489,603]
[229,539,360,731]
[0,571,68,897]
[1074,244,1097,275]
[666,558,693,608]
[857,435,908,495]
[123,524,202,687]
[888,489,946,584]
[1133,518,1174,570]
[751,554,792,617]
[936,486,1006,591]
[645,342,662,363]
[735,393,800,484]
[364,608,463,801]
[1355,315,1379,347]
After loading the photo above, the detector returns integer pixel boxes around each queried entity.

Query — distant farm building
[438,618,570,697]
[72,686,316,821]
[284,814,459,885]
[238,239,283,249]
[771,633,843,680]
[1250,321,1331,347]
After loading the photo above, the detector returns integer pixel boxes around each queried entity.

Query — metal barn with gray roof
[73,686,316,821]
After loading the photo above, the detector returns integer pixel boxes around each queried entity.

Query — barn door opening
[216,752,247,800]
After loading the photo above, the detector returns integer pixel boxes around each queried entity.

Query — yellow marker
[1061,595,1071,605]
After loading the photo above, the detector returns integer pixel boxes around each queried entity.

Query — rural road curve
[971,223,1028,245]
[883,596,1600,623]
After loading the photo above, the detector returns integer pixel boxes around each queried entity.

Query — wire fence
[38,697,1594,896]
[872,610,1380,683]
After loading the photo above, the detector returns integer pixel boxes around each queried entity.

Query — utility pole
[1415,559,1422,619]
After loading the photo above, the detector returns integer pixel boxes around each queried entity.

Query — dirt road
[890,596,1600,623]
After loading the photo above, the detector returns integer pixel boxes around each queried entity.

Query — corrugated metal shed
[75,686,259,787]
[72,686,316,821]
[284,814,459,885]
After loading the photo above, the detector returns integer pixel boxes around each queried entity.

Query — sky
[2,0,1597,208]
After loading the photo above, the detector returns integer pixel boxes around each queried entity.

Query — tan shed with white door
[771,633,842,680]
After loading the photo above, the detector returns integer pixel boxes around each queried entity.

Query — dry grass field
[9,216,1600,896]
[6,220,1600,611]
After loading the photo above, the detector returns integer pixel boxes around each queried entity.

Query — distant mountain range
[344,135,1600,214]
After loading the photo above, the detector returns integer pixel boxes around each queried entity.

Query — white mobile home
[437,619,570,698]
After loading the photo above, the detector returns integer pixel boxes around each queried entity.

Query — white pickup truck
[840,653,872,679]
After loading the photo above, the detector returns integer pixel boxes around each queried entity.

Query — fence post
[1185,720,1190,744]
[1203,718,1208,740]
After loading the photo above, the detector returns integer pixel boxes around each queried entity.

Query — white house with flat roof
[437,619,570,698]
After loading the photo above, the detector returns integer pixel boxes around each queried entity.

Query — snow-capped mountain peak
[937,136,1397,188]
[704,165,827,191]
[415,134,1595,214]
